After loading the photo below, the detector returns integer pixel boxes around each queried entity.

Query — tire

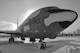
[40,42,46,49]
[9,38,14,42]
[21,37,25,41]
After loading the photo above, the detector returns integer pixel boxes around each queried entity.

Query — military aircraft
[0,6,78,49]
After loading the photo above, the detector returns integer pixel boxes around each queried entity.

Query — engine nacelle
[49,35,57,39]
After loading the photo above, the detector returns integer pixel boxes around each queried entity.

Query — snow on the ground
[70,42,80,45]
[45,36,80,42]
[0,36,80,43]
[52,45,80,53]
[0,37,80,53]
[52,45,69,53]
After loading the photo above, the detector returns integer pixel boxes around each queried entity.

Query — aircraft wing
[0,30,20,35]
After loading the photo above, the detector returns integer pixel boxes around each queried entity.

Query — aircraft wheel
[9,38,14,42]
[21,37,25,41]
[40,42,46,49]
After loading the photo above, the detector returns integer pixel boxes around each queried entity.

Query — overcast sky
[0,0,80,33]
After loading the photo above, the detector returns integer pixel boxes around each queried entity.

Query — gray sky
[0,0,80,33]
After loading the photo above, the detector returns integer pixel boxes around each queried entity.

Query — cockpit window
[28,10,41,19]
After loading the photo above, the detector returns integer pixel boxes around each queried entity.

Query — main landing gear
[39,39,46,49]
[8,35,15,42]
[21,37,25,41]
[9,38,14,42]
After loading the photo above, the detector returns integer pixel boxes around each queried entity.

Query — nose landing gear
[39,39,46,49]
[40,42,46,49]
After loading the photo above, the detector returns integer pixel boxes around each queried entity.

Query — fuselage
[16,6,78,39]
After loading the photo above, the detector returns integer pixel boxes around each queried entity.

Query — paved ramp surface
[0,37,80,53]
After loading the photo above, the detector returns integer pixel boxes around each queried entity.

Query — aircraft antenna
[17,18,19,29]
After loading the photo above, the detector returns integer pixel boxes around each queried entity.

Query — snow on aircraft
[0,6,78,49]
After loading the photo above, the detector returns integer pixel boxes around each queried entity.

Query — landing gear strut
[9,38,14,42]
[39,39,46,49]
